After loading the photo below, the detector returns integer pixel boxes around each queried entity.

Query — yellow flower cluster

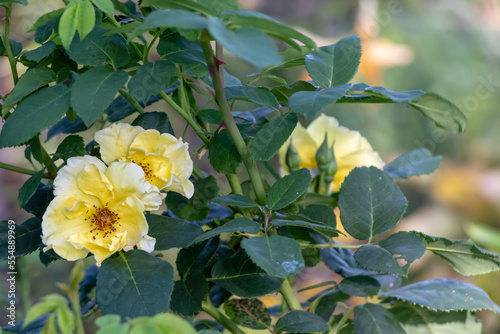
[279,114,384,192]
[42,123,194,265]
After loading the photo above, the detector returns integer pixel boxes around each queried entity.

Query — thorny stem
[200,32,267,204]
[118,89,145,114]
[202,299,245,334]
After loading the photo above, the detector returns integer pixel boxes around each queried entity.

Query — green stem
[200,33,267,205]
[300,242,364,249]
[330,306,355,334]
[317,171,327,194]
[2,6,19,85]
[41,146,59,177]
[0,162,54,179]
[70,290,84,334]
[118,88,145,114]
[202,300,245,334]
[143,32,160,63]
[105,13,144,60]
[17,257,31,314]
[280,279,302,310]
[227,174,243,195]
[159,91,210,145]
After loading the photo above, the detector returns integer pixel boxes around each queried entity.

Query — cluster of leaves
[0,0,498,333]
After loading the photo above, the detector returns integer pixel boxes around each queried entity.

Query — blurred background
[1,0,500,332]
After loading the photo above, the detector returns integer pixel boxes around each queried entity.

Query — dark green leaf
[132,112,175,135]
[69,26,130,68]
[212,249,284,298]
[71,67,128,126]
[198,0,240,15]
[209,129,242,174]
[267,168,312,211]
[413,232,500,276]
[3,67,56,113]
[157,32,205,64]
[53,135,86,162]
[270,45,312,71]
[225,9,315,49]
[212,194,259,208]
[354,245,405,276]
[189,218,261,246]
[384,148,442,179]
[24,184,54,218]
[28,136,43,165]
[11,218,42,257]
[24,42,56,62]
[207,17,282,69]
[302,247,321,267]
[128,61,176,104]
[288,84,352,120]
[170,272,208,316]
[378,231,426,273]
[34,17,57,44]
[271,81,316,104]
[224,86,280,110]
[313,291,349,321]
[0,85,70,148]
[140,0,217,16]
[271,219,339,236]
[381,278,500,313]
[305,35,361,88]
[134,9,207,35]
[354,303,405,334]
[338,275,380,297]
[249,113,297,161]
[241,235,304,278]
[176,237,219,277]
[146,214,203,251]
[338,167,407,240]
[297,193,337,207]
[224,299,270,330]
[275,310,329,333]
[300,204,336,229]
[28,8,65,32]
[96,250,174,318]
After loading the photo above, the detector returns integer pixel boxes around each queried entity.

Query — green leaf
[384,148,442,179]
[413,232,500,276]
[24,41,56,62]
[378,231,426,273]
[267,168,312,211]
[207,17,282,69]
[241,235,304,278]
[305,35,361,88]
[391,305,482,334]
[128,61,176,104]
[170,272,207,316]
[34,18,57,44]
[224,299,271,330]
[53,135,87,162]
[224,86,280,110]
[96,250,174,318]
[0,85,70,148]
[338,275,381,297]
[132,112,175,136]
[209,129,242,174]
[23,294,65,329]
[198,0,240,15]
[225,9,315,49]
[71,67,128,126]
[29,8,65,32]
[69,25,130,69]
[92,0,114,16]
[271,219,339,237]
[1,0,27,5]
[275,310,329,333]
[466,223,500,251]
[157,32,205,64]
[75,0,96,41]
[212,194,259,208]
[354,245,406,276]
[211,249,284,298]
[188,217,261,246]
[288,84,352,120]
[176,237,219,277]
[3,67,56,113]
[381,278,500,313]
[58,0,80,50]
[140,0,216,16]
[130,313,198,334]
[271,81,316,104]
[95,315,130,334]
[134,9,207,34]
[146,214,203,251]
[338,167,407,241]
[300,204,337,229]
[354,303,405,334]
[13,217,42,257]
[248,113,297,161]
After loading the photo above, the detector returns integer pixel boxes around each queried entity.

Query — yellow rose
[95,123,194,198]
[279,114,384,192]
[42,156,162,265]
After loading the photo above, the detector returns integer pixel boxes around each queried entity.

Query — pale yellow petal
[54,156,107,197]
[124,235,156,253]
[94,123,144,165]
[112,196,148,246]
[307,114,340,147]
[68,231,128,266]
[279,122,318,173]
[77,164,114,204]
[129,130,179,154]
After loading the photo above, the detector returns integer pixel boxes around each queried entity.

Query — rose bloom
[279,114,384,192]
[42,156,162,265]
[94,123,194,198]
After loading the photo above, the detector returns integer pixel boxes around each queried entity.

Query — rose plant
[1,0,499,333]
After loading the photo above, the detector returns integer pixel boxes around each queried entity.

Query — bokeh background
[1,0,500,332]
